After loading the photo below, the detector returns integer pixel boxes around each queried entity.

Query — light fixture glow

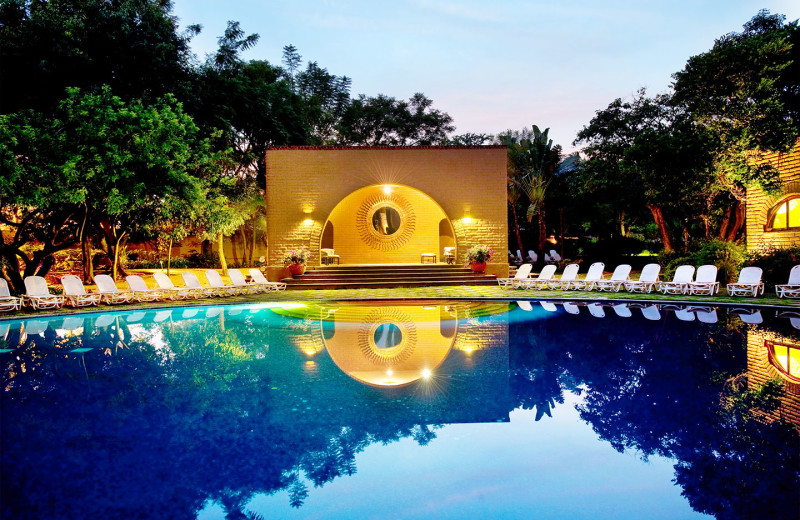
[421,368,432,379]
[303,218,314,225]
[383,184,392,195]
[386,369,393,376]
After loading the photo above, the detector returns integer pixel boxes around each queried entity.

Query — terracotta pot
[469,261,487,273]
[288,263,306,275]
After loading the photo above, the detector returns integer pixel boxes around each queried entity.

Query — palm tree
[501,126,562,253]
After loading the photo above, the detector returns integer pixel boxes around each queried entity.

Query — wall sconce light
[462,209,473,224]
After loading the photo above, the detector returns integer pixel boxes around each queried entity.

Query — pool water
[1,301,798,519]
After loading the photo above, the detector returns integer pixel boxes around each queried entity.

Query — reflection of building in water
[324,305,456,387]
[275,302,511,425]
[748,330,800,427]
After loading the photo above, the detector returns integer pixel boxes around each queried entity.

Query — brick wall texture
[747,330,800,429]
[746,139,800,251]
[265,147,508,268]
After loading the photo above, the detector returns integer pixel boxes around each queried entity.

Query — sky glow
[171,0,800,151]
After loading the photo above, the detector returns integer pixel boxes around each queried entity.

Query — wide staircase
[282,264,498,290]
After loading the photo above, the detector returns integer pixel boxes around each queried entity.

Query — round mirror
[372,206,402,235]
[373,323,403,349]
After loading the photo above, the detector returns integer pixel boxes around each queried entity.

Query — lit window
[767,340,800,383]
[767,196,800,231]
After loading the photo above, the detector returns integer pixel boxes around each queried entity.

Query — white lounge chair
[660,265,695,295]
[625,263,661,293]
[568,262,605,291]
[514,250,524,265]
[93,274,132,304]
[248,269,287,291]
[687,265,719,295]
[517,264,557,289]
[152,272,196,300]
[547,263,580,290]
[60,275,102,307]
[527,250,538,264]
[0,278,22,311]
[23,276,64,310]
[181,272,216,298]
[516,301,533,311]
[544,249,561,264]
[593,264,632,292]
[776,265,800,298]
[205,270,239,296]
[563,302,580,315]
[498,263,532,288]
[124,275,163,302]
[727,267,764,297]
[228,268,264,294]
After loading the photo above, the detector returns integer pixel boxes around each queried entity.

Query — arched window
[766,195,799,231]
[767,340,800,383]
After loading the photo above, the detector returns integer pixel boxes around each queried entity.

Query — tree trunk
[725,201,746,242]
[538,203,547,253]
[718,206,732,240]
[510,204,524,259]
[217,235,228,276]
[112,232,127,281]
[239,226,248,267]
[230,232,240,266]
[647,204,674,252]
[619,210,627,237]
[167,236,173,276]
[79,203,92,283]
[248,219,256,266]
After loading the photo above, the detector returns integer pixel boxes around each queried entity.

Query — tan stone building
[264,146,508,277]
[745,140,800,251]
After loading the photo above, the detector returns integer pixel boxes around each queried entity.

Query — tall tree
[574,91,714,252]
[0,87,221,288]
[0,0,197,115]
[672,9,799,240]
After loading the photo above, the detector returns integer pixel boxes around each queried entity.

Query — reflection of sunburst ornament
[356,193,415,251]
[357,308,417,365]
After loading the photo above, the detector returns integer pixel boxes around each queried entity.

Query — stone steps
[282,264,497,290]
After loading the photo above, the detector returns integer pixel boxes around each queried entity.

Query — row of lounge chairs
[0,269,287,311]
[499,263,800,298]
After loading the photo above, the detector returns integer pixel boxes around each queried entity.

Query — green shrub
[746,244,800,290]
[186,251,220,268]
[658,240,747,283]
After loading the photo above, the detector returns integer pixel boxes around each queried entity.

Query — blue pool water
[1,301,798,519]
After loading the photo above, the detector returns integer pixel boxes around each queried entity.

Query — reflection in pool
[1,301,798,519]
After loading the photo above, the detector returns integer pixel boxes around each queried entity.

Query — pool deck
[2,283,798,320]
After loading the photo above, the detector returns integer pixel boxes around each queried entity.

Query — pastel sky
[171,0,800,151]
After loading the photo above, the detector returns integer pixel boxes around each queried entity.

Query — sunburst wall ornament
[355,192,416,251]
[357,308,417,365]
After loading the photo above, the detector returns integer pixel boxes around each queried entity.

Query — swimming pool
[1,301,798,519]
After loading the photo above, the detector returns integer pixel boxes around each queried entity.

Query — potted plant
[465,245,493,273]
[283,247,313,275]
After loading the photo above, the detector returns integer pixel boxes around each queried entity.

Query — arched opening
[765,195,800,231]
[321,184,456,264]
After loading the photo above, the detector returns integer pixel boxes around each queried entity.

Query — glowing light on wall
[383,184,393,195]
